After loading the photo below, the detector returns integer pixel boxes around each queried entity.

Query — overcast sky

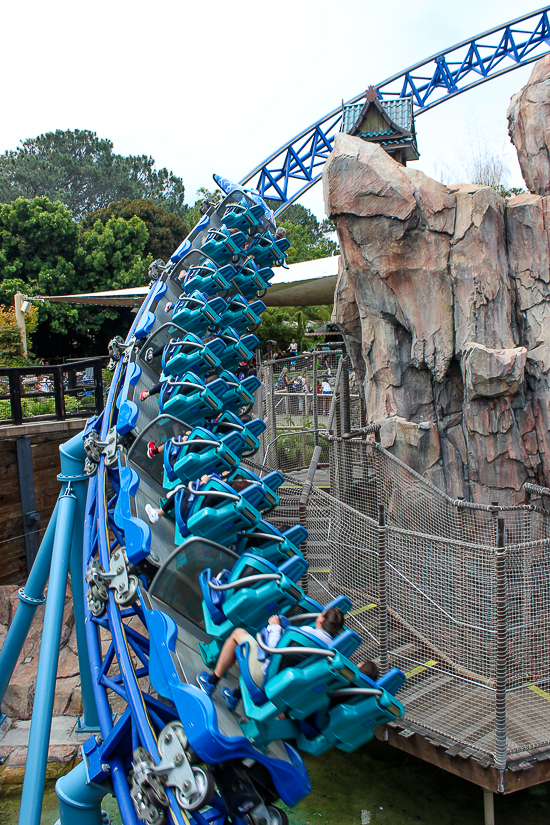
[1,0,546,217]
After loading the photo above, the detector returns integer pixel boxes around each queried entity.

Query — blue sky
[1,0,545,216]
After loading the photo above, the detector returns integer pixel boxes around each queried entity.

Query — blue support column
[59,431,100,731]
[55,760,109,825]
[18,486,77,825]
[0,499,59,712]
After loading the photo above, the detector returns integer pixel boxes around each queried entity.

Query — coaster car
[226,467,284,514]
[219,199,265,234]
[235,625,405,755]
[181,260,234,297]
[209,369,260,415]
[161,427,240,490]
[221,295,265,335]
[208,412,266,457]
[198,553,310,664]
[230,257,274,300]
[158,373,224,427]
[200,225,247,267]
[207,329,258,372]
[185,476,263,545]
[171,291,227,336]
[162,334,221,378]
[236,520,307,565]
[248,231,291,269]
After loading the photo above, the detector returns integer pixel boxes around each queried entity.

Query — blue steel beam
[241,6,550,212]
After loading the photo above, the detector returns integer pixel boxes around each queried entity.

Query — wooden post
[16,437,41,572]
[495,516,507,772]
[53,366,65,420]
[8,369,23,426]
[483,789,495,825]
[378,504,389,674]
[14,292,28,359]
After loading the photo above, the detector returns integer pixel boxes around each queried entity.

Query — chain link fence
[248,406,550,766]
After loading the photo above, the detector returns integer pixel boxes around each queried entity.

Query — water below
[2,740,550,824]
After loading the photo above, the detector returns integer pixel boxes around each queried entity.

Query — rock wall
[324,57,550,505]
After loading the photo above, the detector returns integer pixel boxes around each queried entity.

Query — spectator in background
[321,377,332,414]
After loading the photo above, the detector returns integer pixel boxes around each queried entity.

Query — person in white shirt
[288,339,298,355]
[321,378,332,414]
[197,607,345,709]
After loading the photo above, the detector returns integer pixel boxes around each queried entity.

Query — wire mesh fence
[250,427,550,765]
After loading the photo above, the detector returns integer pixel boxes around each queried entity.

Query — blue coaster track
[3,182,406,825]
[241,6,550,211]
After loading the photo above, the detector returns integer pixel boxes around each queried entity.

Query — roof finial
[366,85,378,101]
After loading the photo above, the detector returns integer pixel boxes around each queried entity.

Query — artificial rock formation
[324,57,550,504]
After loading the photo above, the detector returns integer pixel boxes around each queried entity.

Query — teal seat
[212,369,257,414]
[230,258,272,300]
[226,467,284,514]
[162,334,221,378]
[172,427,240,484]
[186,477,262,545]
[220,200,264,234]
[198,553,309,665]
[236,521,307,564]
[182,261,233,296]
[248,232,291,268]
[171,291,227,336]
[200,225,246,267]
[220,296,265,334]
[209,413,266,456]
[158,373,223,427]
[210,328,258,372]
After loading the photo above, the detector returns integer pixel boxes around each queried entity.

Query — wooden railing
[0,358,107,425]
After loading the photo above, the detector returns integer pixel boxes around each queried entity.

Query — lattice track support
[241,7,550,211]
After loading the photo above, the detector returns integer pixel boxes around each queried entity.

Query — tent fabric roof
[26,255,341,309]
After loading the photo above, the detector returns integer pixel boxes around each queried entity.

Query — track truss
[241,6,550,210]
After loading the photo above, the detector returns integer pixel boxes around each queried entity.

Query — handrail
[327,688,382,698]
[256,633,334,660]
[241,531,285,544]
[208,573,281,591]
[187,482,240,502]
[288,613,321,623]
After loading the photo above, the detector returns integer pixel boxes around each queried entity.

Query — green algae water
[2,742,550,824]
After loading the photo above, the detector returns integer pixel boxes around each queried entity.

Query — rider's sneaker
[147,441,158,458]
[145,504,159,525]
[221,686,239,711]
[197,671,217,697]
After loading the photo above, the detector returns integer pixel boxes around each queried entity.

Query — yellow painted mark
[350,603,378,616]
[310,568,329,573]
[405,660,438,679]
[526,684,550,702]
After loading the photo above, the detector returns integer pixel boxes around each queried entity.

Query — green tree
[269,203,338,264]
[181,187,224,229]
[0,130,186,219]
[256,305,332,352]
[83,198,189,261]
[0,197,151,357]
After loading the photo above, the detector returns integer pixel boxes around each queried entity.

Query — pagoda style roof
[341,87,419,163]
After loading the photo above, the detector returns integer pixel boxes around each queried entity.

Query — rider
[196,607,345,710]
